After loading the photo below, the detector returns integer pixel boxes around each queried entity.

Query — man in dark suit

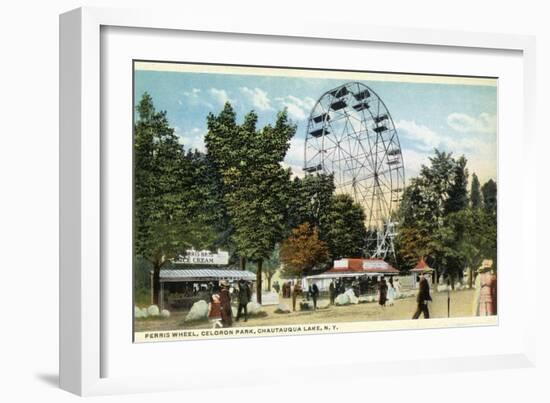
[412,273,432,319]
[329,281,336,305]
[235,280,251,322]
[309,282,320,310]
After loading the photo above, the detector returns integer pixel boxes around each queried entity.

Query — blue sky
[134,64,497,185]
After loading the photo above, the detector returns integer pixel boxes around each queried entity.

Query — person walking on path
[378,277,388,307]
[393,278,401,299]
[412,273,432,319]
[219,281,233,327]
[273,281,280,294]
[309,282,319,310]
[292,282,302,312]
[387,278,396,306]
[236,279,251,322]
[208,285,223,329]
[329,280,336,305]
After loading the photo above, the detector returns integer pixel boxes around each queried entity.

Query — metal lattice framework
[303,82,405,258]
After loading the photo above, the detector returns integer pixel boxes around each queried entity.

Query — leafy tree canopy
[280,222,330,277]
[470,173,482,209]
[205,103,296,302]
[481,178,497,216]
[395,149,496,284]
[321,194,368,260]
[134,93,216,304]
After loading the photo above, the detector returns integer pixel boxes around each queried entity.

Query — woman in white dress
[387,279,396,306]
[393,278,401,300]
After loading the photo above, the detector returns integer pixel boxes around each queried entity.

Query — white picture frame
[60,6,537,396]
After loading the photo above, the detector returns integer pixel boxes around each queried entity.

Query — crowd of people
[374,277,402,308]
[203,267,497,329]
[207,279,252,328]
[277,276,404,311]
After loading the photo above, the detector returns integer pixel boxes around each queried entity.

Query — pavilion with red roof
[306,258,399,288]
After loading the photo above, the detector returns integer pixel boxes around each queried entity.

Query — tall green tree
[445,208,497,287]
[481,178,498,270]
[320,194,367,259]
[185,149,233,250]
[481,179,497,216]
[396,150,470,282]
[288,173,335,231]
[444,155,469,214]
[419,150,456,220]
[205,103,295,303]
[134,93,212,305]
[441,155,469,283]
[470,173,482,209]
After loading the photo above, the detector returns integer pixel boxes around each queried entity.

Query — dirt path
[135,289,478,332]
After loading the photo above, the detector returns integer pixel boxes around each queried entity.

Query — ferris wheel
[303,82,405,258]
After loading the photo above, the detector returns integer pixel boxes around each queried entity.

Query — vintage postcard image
[132,61,497,342]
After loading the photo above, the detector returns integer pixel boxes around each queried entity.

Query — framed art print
[60,7,536,396]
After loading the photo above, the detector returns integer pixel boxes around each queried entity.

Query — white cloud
[239,87,273,111]
[446,112,496,134]
[401,149,430,182]
[183,88,201,98]
[179,88,213,108]
[176,127,206,152]
[285,137,305,164]
[396,118,488,155]
[283,137,306,178]
[396,118,496,184]
[209,88,232,106]
[275,95,316,120]
[281,161,305,179]
[395,120,440,151]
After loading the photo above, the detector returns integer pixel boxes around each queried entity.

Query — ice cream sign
[174,249,229,265]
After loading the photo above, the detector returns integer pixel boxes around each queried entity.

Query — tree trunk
[240,256,247,270]
[468,267,473,288]
[256,259,263,304]
[152,262,161,306]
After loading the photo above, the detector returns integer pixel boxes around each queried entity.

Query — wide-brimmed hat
[219,280,229,287]
[477,266,492,273]
[477,259,493,273]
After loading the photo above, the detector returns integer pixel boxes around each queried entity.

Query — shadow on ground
[35,373,59,388]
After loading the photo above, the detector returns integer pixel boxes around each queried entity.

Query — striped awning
[160,267,256,282]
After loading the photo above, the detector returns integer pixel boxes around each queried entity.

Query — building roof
[307,258,399,279]
[160,267,256,282]
[410,257,434,273]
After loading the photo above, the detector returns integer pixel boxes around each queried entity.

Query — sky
[134,62,497,186]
